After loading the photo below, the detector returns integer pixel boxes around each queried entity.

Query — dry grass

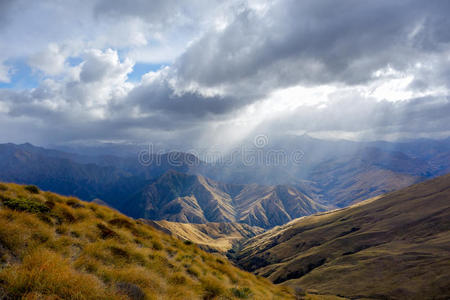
[0,182,295,299]
[236,174,450,299]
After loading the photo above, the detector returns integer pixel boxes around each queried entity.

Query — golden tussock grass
[0,182,295,299]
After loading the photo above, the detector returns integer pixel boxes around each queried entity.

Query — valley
[234,174,450,299]
[144,220,264,253]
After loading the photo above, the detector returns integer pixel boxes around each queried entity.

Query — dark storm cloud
[175,0,450,91]
[0,0,15,26]
[94,0,220,28]
[126,79,246,118]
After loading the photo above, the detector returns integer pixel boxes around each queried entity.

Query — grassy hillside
[235,174,450,299]
[145,220,264,253]
[0,182,295,299]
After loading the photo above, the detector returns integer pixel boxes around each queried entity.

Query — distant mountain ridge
[123,170,326,228]
[0,143,201,206]
[1,138,449,226]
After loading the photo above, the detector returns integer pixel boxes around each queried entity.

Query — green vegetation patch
[231,287,253,298]
[1,196,50,214]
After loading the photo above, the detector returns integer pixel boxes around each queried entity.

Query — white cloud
[28,44,67,76]
[0,62,10,83]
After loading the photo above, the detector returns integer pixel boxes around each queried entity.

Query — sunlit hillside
[0,182,295,300]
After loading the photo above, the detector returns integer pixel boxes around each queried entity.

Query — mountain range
[1,136,449,228]
[123,170,325,228]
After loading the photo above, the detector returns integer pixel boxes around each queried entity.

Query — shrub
[24,185,39,194]
[231,287,253,299]
[1,197,50,214]
[183,240,193,246]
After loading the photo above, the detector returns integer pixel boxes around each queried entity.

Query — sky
[0,0,449,150]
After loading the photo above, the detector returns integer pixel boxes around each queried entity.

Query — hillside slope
[124,170,326,228]
[307,147,428,207]
[0,182,294,299]
[235,174,450,299]
[145,220,264,253]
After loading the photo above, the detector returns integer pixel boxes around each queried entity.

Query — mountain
[200,135,450,206]
[0,182,295,299]
[123,170,326,228]
[0,143,326,228]
[144,220,264,253]
[307,147,431,206]
[0,143,202,204]
[234,174,450,299]
[1,138,449,218]
[0,143,141,201]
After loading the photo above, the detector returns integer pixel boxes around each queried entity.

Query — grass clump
[201,275,226,300]
[0,248,110,299]
[152,240,163,250]
[97,223,119,239]
[116,282,146,300]
[109,217,134,229]
[66,197,85,208]
[231,287,253,298]
[24,185,39,194]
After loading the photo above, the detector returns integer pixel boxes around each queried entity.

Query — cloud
[266,95,450,136]
[28,44,67,76]
[175,0,450,93]
[80,49,133,84]
[0,62,10,83]
[0,0,449,148]
[0,0,15,27]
